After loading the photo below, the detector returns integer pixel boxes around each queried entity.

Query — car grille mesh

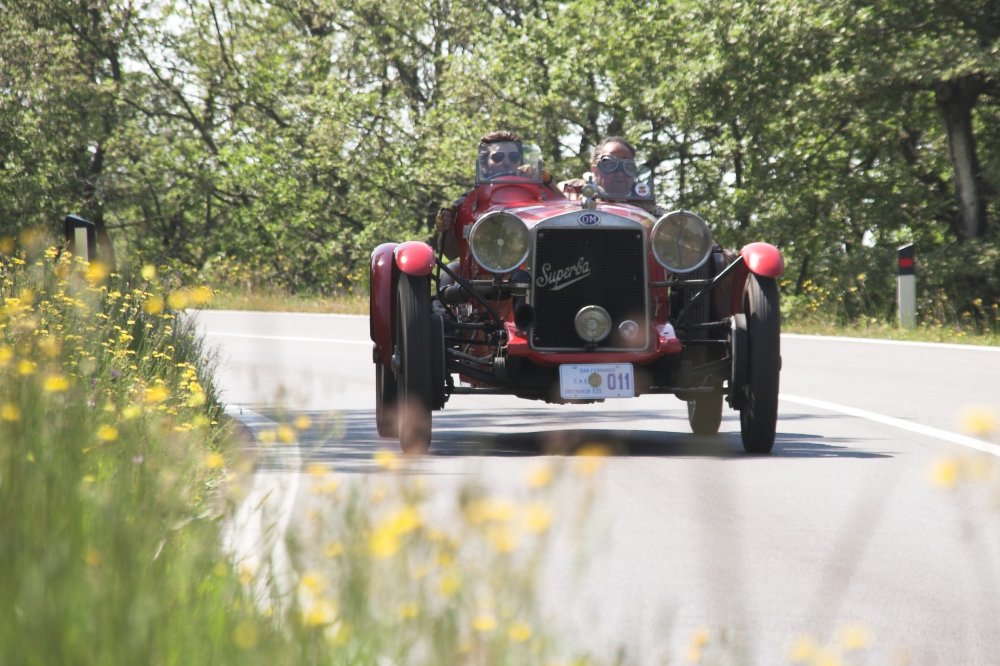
[531,228,647,350]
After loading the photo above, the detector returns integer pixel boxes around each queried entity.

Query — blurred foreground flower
[960,406,997,437]
[931,458,960,490]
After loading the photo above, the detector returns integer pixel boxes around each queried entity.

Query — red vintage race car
[370,145,784,454]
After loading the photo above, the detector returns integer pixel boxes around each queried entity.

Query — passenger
[560,136,666,216]
[590,136,640,198]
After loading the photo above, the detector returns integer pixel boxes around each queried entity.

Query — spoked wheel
[739,275,781,454]
[394,273,433,454]
[688,393,723,435]
[375,361,398,438]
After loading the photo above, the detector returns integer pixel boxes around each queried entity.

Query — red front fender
[394,241,436,277]
[740,242,784,278]
[370,241,437,366]
[370,242,398,364]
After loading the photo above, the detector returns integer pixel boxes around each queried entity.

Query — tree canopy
[1,0,997,324]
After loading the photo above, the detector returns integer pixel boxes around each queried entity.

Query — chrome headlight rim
[650,210,713,274]
[574,305,612,343]
[468,211,531,275]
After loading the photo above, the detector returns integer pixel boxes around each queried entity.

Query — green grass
[784,318,1000,346]
[0,250,591,665]
[207,288,367,315]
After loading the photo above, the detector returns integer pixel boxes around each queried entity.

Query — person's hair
[478,130,523,165]
[591,136,636,166]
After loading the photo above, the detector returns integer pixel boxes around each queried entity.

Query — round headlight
[468,212,530,274]
[574,305,612,343]
[651,211,713,273]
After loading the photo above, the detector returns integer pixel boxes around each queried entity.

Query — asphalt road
[189,310,1000,665]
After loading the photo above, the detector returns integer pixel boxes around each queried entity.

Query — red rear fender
[740,242,784,278]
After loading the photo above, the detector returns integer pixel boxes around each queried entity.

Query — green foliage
[1,0,998,318]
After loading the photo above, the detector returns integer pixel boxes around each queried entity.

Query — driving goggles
[596,155,638,176]
[488,151,523,164]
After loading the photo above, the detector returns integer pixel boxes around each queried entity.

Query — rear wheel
[375,362,398,438]
[395,274,433,454]
[688,393,723,435]
[739,275,781,454]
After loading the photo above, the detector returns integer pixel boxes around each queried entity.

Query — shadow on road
[235,407,892,472]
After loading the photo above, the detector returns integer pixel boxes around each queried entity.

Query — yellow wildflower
[1,403,21,421]
[839,623,871,651]
[0,346,12,367]
[526,462,554,489]
[231,620,259,650]
[399,601,419,619]
[931,458,960,490]
[17,360,37,376]
[167,290,189,310]
[306,462,328,477]
[190,285,213,305]
[43,374,70,393]
[144,296,164,315]
[508,621,532,642]
[574,443,611,475]
[472,613,497,633]
[961,406,997,437]
[85,261,110,284]
[141,264,157,281]
[294,415,312,430]
[523,502,553,534]
[205,452,225,470]
[144,385,170,404]
[374,448,401,471]
[302,597,338,627]
[299,571,327,593]
[96,425,118,442]
[438,571,461,598]
[277,424,296,444]
[788,635,819,662]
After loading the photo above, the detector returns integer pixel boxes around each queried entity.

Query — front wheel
[395,273,433,454]
[688,393,723,435]
[739,275,781,454]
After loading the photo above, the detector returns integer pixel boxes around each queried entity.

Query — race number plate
[559,363,635,399]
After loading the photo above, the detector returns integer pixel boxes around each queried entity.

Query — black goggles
[488,151,523,164]
[596,155,638,177]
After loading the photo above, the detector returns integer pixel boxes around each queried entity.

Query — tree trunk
[935,76,988,240]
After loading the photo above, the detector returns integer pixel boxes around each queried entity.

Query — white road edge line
[780,393,1000,458]
[221,406,302,611]
[782,333,1000,352]
[204,331,372,345]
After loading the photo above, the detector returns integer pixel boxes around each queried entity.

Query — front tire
[395,274,433,454]
[739,275,780,454]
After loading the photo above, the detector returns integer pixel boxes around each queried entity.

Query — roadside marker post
[64,215,97,263]
[897,243,916,328]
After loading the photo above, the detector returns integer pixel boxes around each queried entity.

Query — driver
[435,130,560,252]
[479,135,525,179]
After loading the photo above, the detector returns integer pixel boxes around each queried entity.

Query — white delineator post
[897,243,916,328]
[64,214,96,262]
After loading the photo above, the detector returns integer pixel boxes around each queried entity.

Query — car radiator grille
[531,228,647,350]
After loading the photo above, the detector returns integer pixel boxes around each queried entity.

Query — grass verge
[0,247,590,664]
